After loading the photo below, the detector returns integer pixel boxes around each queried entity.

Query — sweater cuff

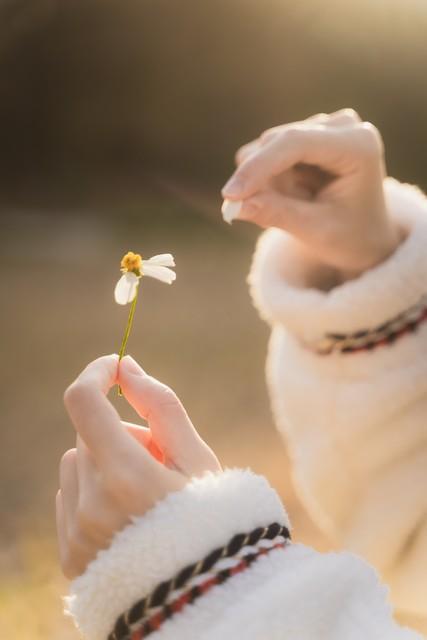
[248,178,427,344]
[65,469,289,640]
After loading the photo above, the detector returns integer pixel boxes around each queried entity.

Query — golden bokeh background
[1,1,427,637]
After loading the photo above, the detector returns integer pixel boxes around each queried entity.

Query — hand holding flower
[57,354,221,579]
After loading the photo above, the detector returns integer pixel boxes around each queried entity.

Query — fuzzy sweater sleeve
[65,469,421,640]
[248,177,427,619]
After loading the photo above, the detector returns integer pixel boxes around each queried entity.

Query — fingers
[75,436,127,543]
[63,354,187,510]
[118,356,221,476]
[56,490,87,579]
[70,354,119,394]
[237,188,317,235]
[122,421,165,463]
[234,109,362,167]
[59,449,79,534]
[64,355,156,474]
[235,139,259,166]
[56,491,73,578]
[306,108,361,129]
[60,355,212,581]
[324,108,362,127]
[58,449,94,578]
[224,121,382,200]
[224,126,341,199]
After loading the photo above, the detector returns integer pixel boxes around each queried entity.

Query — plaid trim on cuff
[109,522,290,640]
[305,293,427,356]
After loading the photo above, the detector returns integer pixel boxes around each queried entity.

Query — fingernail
[121,355,147,376]
[222,176,245,197]
[221,198,243,224]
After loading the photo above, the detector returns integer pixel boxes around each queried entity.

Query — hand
[56,354,221,579]
[222,109,404,281]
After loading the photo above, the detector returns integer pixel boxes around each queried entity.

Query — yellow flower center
[120,251,142,274]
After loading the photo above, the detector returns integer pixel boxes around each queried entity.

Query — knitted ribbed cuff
[248,178,427,344]
[110,522,290,640]
[65,469,290,640]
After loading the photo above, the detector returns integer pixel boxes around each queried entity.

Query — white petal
[114,272,139,305]
[142,264,176,284]
[221,199,242,224]
[144,253,175,267]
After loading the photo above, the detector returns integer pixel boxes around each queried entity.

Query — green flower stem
[117,284,139,396]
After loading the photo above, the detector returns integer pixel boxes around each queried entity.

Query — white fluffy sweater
[248,178,427,622]
[67,178,426,639]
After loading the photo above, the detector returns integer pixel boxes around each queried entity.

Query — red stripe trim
[132,542,286,638]
[319,305,427,356]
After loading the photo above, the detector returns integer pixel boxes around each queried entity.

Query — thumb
[118,356,220,476]
[225,189,313,235]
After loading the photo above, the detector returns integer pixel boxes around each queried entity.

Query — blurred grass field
[0,196,327,638]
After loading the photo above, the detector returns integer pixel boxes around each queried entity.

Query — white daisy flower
[114,251,176,305]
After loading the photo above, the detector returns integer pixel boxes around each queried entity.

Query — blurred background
[1,0,427,637]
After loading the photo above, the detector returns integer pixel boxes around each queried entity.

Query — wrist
[249,177,427,342]
[337,220,407,285]
[273,219,407,293]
